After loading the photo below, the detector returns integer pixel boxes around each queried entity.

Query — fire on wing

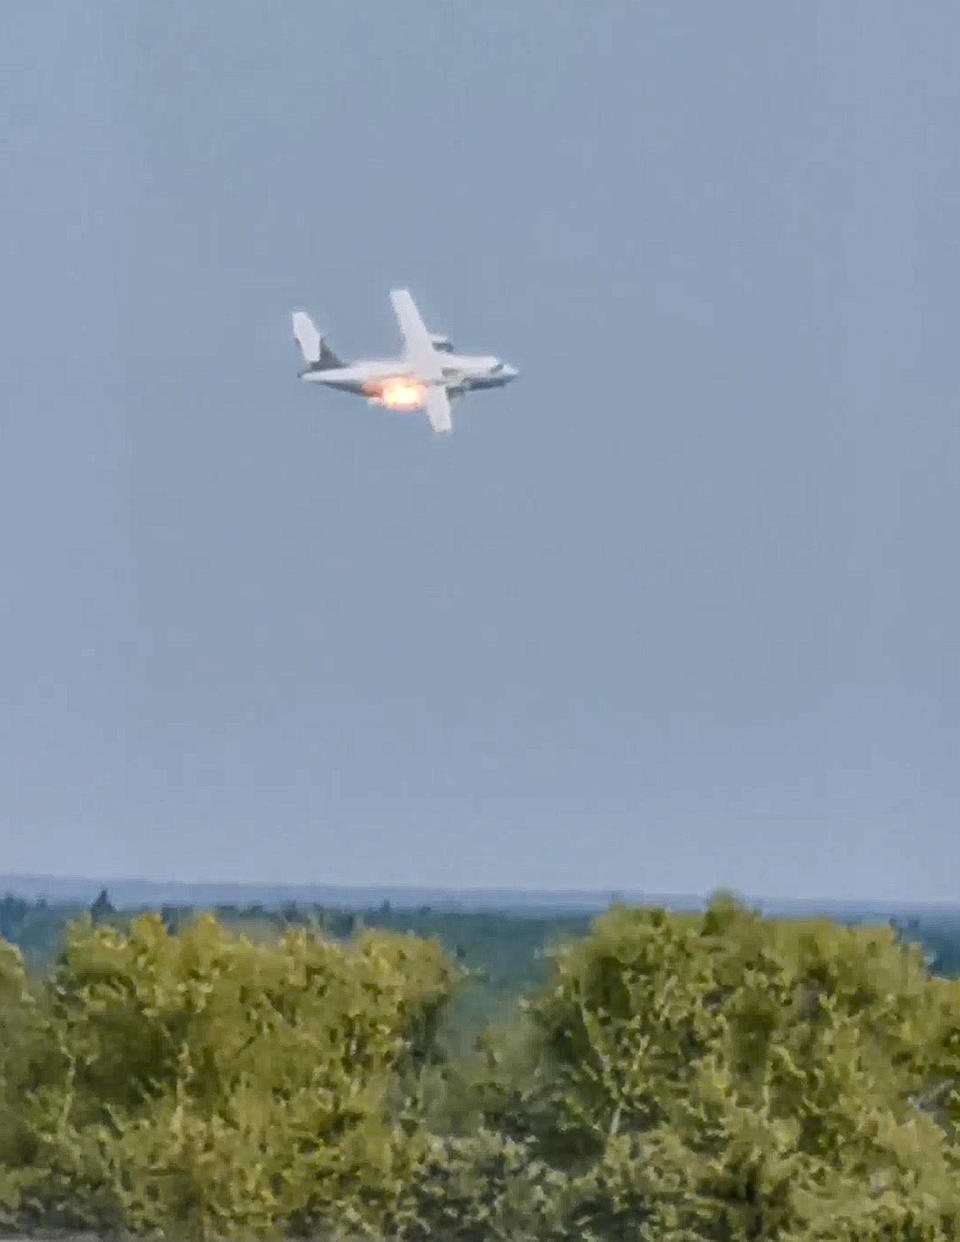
[364,377,426,410]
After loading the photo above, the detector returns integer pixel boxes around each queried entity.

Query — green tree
[89,887,115,923]
[0,896,29,942]
[10,912,462,1239]
[474,896,960,1241]
[0,941,39,1218]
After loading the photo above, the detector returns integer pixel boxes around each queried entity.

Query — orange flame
[378,377,425,410]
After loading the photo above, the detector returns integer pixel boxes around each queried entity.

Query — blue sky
[1,1,957,901]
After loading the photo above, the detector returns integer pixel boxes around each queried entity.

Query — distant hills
[1,873,956,921]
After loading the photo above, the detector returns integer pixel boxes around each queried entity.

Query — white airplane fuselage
[292,290,517,433]
[300,352,517,400]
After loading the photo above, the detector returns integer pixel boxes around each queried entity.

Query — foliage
[2,913,460,1239]
[1,898,959,1240]
[0,894,85,972]
[473,895,960,1240]
[2,894,956,1030]
[0,941,41,1220]
[404,1128,576,1242]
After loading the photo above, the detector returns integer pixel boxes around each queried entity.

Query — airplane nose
[502,364,518,380]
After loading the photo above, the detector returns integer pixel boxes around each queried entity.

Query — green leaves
[1,899,959,1239]
[472,897,960,1240]
[1,913,460,1238]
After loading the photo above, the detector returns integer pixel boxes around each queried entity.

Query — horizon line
[1,871,957,911]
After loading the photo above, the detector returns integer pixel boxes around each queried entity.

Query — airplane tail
[292,311,343,370]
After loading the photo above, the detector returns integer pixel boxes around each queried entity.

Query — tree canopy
[0,897,957,1240]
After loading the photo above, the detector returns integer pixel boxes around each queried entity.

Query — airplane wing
[390,289,451,432]
[424,385,452,435]
[390,289,442,376]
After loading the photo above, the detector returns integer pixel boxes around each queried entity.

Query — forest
[1,893,959,1240]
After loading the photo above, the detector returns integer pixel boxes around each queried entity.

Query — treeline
[0,899,958,1239]
[0,894,597,1053]
[3,891,958,1016]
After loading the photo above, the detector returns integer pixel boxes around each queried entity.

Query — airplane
[291,289,517,435]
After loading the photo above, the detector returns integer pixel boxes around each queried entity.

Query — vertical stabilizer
[292,311,322,364]
[292,311,343,369]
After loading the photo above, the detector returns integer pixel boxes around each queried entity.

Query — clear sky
[1,1,957,902]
